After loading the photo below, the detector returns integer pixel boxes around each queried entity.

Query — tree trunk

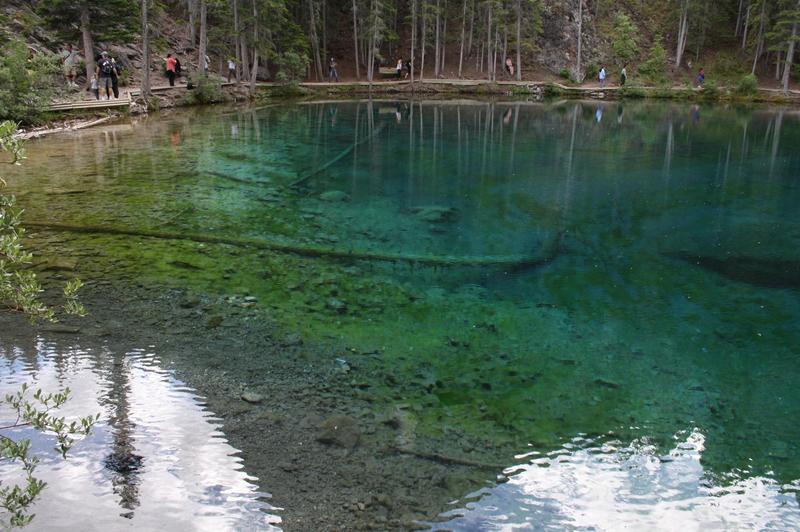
[367,0,375,81]
[322,0,327,67]
[308,0,323,81]
[492,24,500,81]
[467,0,475,57]
[486,3,492,78]
[735,0,744,36]
[752,0,767,75]
[240,32,250,81]
[188,0,197,48]
[411,0,417,85]
[440,0,447,75]
[741,3,750,50]
[782,2,799,94]
[142,0,150,99]
[515,0,522,80]
[421,2,428,80]
[776,50,782,81]
[675,0,689,68]
[434,0,441,77]
[353,0,361,80]
[458,0,467,77]
[198,0,207,75]
[575,0,583,80]
[233,0,241,82]
[250,0,258,93]
[80,4,95,83]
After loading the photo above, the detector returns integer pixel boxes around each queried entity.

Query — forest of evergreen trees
[5,0,800,91]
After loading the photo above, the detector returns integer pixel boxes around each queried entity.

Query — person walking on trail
[697,68,705,88]
[396,58,403,78]
[620,65,627,86]
[328,57,340,82]
[96,51,116,100]
[110,57,121,98]
[505,57,515,78]
[165,53,178,86]
[89,75,99,100]
[61,44,78,87]
[599,66,606,88]
[227,58,236,82]
[203,54,210,75]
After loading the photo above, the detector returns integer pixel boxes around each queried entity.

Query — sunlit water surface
[0,337,279,530]
[4,99,800,529]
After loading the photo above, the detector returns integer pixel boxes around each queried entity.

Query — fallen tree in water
[23,221,561,269]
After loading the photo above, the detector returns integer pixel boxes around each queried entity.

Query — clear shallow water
[0,336,279,530]
[4,99,800,528]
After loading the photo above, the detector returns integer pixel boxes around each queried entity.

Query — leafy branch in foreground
[0,120,86,321]
[0,384,99,528]
[1,120,93,528]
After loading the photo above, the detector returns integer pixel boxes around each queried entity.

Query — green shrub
[707,51,746,83]
[639,36,667,84]
[543,82,566,96]
[184,74,225,104]
[0,43,59,123]
[736,73,758,96]
[558,68,571,80]
[584,62,599,81]
[702,79,720,99]
[611,13,638,66]
[275,51,310,85]
[620,84,647,98]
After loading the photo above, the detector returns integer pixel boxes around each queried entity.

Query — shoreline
[19,78,800,138]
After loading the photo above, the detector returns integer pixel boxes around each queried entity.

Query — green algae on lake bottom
[6,99,800,525]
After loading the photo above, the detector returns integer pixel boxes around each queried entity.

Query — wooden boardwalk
[47,92,133,112]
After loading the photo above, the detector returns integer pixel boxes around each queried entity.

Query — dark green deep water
[3,99,800,528]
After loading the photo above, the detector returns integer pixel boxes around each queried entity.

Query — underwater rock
[594,378,621,389]
[320,190,350,202]
[316,415,361,449]
[39,324,81,334]
[282,333,303,347]
[205,315,223,329]
[241,391,264,404]
[41,259,77,272]
[410,206,458,223]
[179,296,201,309]
[326,298,348,314]
[168,259,201,270]
[664,252,800,289]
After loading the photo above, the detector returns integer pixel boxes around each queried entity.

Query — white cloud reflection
[0,339,280,531]
[430,432,800,531]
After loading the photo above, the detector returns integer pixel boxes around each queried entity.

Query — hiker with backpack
[96,51,117,100]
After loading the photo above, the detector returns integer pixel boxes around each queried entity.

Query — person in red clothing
[165,53,177,86]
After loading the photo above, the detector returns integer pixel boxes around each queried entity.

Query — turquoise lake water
[3,99,800,529]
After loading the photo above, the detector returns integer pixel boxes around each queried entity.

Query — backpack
[100,59,113,76]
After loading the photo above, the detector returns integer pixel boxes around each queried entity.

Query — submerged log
[205,170,273,186]
[394,446,508,469]
[665,251,800,288]
[290,122,388,188]
[23,221,561,269]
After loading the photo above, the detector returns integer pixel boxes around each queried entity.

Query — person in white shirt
[61,44,78,87]
[227,58,236,82]
[599,67,606,88]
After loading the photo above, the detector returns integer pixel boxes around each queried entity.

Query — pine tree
[611,12,638,66]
